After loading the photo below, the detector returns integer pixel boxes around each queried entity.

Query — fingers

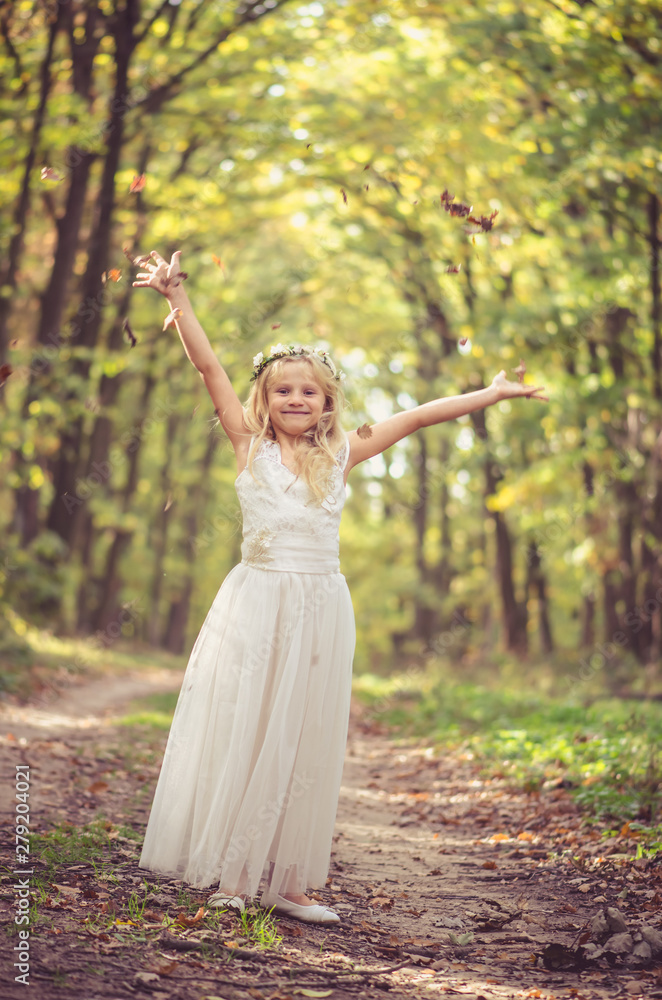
[150,250,166,265]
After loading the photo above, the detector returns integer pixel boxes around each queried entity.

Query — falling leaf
[211,254,226,273]
[357,423,373,439]
[271,323,281,330]
[459,337,468,347]
[341,188,348,204]
[40,166,62,182]
[122,318,137,348]
[363,163,371,171]
[102,268,122,284]
[511,359,526,383]
[163,307,182,331]
[306,143,312,149]
[0,362,12,387]
[467,209,499,232]
[364,184,369,191]
[123,246,152,267]
[446,264,462,273]
[164,492,174,512]
[129,173,146,193]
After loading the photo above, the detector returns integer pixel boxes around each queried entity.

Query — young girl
[135,250,547,925]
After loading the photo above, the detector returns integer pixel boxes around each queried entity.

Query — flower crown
[250,343,345,382]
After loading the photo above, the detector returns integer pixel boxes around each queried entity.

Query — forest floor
[0,666,661,1000]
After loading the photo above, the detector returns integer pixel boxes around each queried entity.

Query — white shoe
[206,891,245,914]
[263,894,340,924]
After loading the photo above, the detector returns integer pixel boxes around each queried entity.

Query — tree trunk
[0,11,60,366]
[579,454,597,648]
[649,192,661,401]
[46,3,139,545]
[472,408,527,655]
[89,370,156,634]
[148,413,179,646]
[526,540,554,654]
[163,433,219,653]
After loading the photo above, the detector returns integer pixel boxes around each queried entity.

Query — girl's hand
[491,369,549,402]
[132,250,187,297]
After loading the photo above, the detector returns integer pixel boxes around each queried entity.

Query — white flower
[253,351,264,367]
[270,343,289,356]
[339,371,346,381]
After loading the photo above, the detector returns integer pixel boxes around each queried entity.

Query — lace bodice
[235,437,349,573]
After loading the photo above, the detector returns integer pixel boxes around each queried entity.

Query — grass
[27,819,283,951]
[0,609,185,701]
[237,906,282,950]
[354,663,662,851]
[30,818,118,870]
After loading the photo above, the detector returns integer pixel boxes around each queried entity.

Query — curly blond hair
[243,353,347,501]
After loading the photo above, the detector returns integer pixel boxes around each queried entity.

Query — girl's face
[266,361,327,439]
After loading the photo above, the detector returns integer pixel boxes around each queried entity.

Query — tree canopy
[1,0,661,679]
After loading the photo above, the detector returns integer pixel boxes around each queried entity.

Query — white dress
[139,437,355,900]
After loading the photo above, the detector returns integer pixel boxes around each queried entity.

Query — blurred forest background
[1,0,661,694]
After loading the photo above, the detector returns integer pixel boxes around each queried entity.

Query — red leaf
[129,173,146,193]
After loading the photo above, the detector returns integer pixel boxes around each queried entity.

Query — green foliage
[0,0,660,674]
[356,664,662,834]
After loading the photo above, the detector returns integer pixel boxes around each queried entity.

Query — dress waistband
[241,529,340,575]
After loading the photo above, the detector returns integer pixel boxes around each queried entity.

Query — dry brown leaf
[87,781,109,794]
[175,905,206,927]
[356,423,372,439]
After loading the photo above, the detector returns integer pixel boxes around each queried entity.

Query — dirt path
[1,669,660,1000]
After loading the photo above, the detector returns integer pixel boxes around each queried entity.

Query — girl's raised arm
[133,251,249,456]
[345,369,548,474]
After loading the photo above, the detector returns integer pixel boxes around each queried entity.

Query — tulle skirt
[138,562,355,899]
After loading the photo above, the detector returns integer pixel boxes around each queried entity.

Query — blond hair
[243,353,346,501]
